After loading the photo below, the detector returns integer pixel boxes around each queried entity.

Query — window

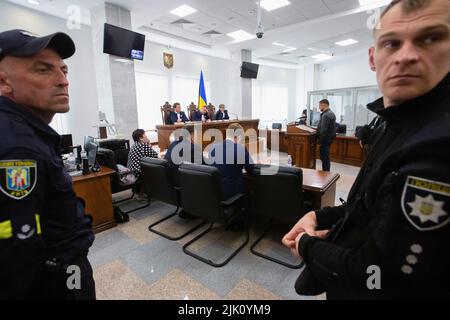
[49,113,65,134]
[253,84,289,128]
[135,72,169,130]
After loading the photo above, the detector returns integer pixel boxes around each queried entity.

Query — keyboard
[68,170,83,177]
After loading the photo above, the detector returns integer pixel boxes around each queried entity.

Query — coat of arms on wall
[163,52,174,69]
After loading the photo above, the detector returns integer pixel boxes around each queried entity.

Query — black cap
[0,29,75,59]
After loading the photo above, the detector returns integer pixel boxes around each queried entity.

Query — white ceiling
[5,0,390,67]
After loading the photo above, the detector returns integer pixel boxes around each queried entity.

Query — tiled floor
[89,155,360,300]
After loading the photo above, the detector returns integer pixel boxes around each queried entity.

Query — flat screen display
[240,62,259,79]
[60,134,73,154]
[103,23,146,60]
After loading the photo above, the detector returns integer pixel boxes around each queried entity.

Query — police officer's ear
[369,47,376,72]
[0,60,13,95]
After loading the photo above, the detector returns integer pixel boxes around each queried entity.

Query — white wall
[134,41,233,128]
[0,1,99,146]
[252,65,297,127]
[315,52,377,90]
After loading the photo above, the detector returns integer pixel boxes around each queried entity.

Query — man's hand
[282,211,329,258]
[282,211,318,251]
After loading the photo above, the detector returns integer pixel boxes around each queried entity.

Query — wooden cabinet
[316,135,367,167]
[263,129,289,153]
[72,166,116,233]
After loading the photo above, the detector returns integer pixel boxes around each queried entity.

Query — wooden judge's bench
[156,119,260,152]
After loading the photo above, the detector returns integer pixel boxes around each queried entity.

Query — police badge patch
[401,176,450,231]
[0,160,37,200]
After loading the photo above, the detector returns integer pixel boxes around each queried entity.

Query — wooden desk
[316,134,367,167]
[71,166,116,233]
[245,168,340,210]
[301,168,340,209]
[260,129,289,153]
[156,119,260,151]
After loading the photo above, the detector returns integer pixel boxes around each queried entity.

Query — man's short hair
[219,104,225,108]
[173,102,181,109]
[319,99,330,106]
[373,0,433,36]
[132,129,145,142]
[381,0,432,19]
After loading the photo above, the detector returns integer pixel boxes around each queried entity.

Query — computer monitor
[60,134,73,154]
[84,136,95,152]
[86,142,98,167]
[310,111,321,127]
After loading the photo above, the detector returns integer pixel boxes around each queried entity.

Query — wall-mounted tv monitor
[240,62,259,79]
[103,23,146,60]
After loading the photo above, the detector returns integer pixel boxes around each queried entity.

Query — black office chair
[272,123,282,130]
[141,158,205,240]
[250,164,306,269]
[96,139,150,214]
[178,163,249,267]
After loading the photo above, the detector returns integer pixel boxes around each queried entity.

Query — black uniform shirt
[299,73,450,299]
[0,96,94,297]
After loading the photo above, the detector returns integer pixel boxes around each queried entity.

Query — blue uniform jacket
[0,97,94,299]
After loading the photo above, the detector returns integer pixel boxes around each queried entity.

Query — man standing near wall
[0,29,95,299]
[316,99,336,172]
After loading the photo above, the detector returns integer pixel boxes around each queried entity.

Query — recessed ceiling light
[283,47,296,53]
[260,0,291,12]
[28,0,40,5]
[358,0,385,6]
[272,41,286,47]
[312,53,333,61]
[227,30,254,42]
[335,38,359,46]
[170,5,197,17]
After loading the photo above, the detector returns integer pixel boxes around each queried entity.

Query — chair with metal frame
[250,164,306,269]
[141,157,205,240]
[96,139,150,214]
[178,163,249,267]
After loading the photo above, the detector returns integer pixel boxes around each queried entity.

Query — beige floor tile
[147,269,221,300]
[225,279,283,300]
[94,260,155,300]
[117,214,162,245]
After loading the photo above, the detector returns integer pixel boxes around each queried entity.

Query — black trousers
[320,143,331,172]
[32,254,96,300]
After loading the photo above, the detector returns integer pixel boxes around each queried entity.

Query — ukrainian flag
[198,71,207,110]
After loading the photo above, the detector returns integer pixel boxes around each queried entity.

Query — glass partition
[307,86,381,132]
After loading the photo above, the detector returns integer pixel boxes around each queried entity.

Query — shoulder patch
[401,176,450,231]
[0,160,37,200]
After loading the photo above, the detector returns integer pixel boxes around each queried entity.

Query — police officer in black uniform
[283,0,450,299]
[0,30,95,299]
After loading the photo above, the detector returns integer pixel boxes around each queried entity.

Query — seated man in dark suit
[215,104,230,120]
[168,102,189,124]
[165,126,203,218]
[207,123,254,200]
[192,107,210,122]
[164,126,203,186]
